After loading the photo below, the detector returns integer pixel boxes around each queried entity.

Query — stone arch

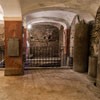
[23,7,83,68]
[26,18,68,29]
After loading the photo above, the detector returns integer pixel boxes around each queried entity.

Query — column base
[88,76,96,83]
[96,79,100,88]
[5,68,24,76]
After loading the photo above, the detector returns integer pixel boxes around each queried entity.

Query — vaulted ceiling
[19,0,100,28]
[0,0,99,28]
[0,0,99,17]
[19,0,100,16]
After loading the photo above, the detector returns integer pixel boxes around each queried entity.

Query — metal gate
[24,46,61,67]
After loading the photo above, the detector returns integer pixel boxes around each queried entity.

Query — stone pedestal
[73,20,89,73]
[88,56,97,82]
[5,21,24,76]
[88,56,97,77]
[97,48,100,87]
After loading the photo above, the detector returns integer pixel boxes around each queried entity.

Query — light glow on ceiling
[0,13,4,20]
[27,24,32,29]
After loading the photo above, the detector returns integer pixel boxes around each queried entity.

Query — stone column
[73,20,89,72]
[59,26,64,66]
[88,21,98,82]
[5,19,24,76]
[96,7,100,87]
[66,28,70,57]
[67,28,73,66]
[63,29,67,66]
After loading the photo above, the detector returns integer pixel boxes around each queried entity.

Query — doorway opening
[22,8,81,69]
[24,24,62,68]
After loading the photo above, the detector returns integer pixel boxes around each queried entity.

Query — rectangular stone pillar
[5,21,24,76]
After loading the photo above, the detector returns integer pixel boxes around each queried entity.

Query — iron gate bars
[24,46,61,67]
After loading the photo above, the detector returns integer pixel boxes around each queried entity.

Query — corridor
[0,69,99,100]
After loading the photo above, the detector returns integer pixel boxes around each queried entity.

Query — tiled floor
[0,69,100,100]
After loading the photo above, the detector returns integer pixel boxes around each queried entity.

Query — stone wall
[89,19,99,57]
[28,24,60,57]
[90,7,100,57]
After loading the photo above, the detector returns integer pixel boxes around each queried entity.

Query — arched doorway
[22,8,76,68]
[0,5,5,68]
[24,23,62,68]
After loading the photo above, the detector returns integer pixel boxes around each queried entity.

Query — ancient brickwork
[90,7,100,57]
[95,6,100,87]
[28,25,60,57]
